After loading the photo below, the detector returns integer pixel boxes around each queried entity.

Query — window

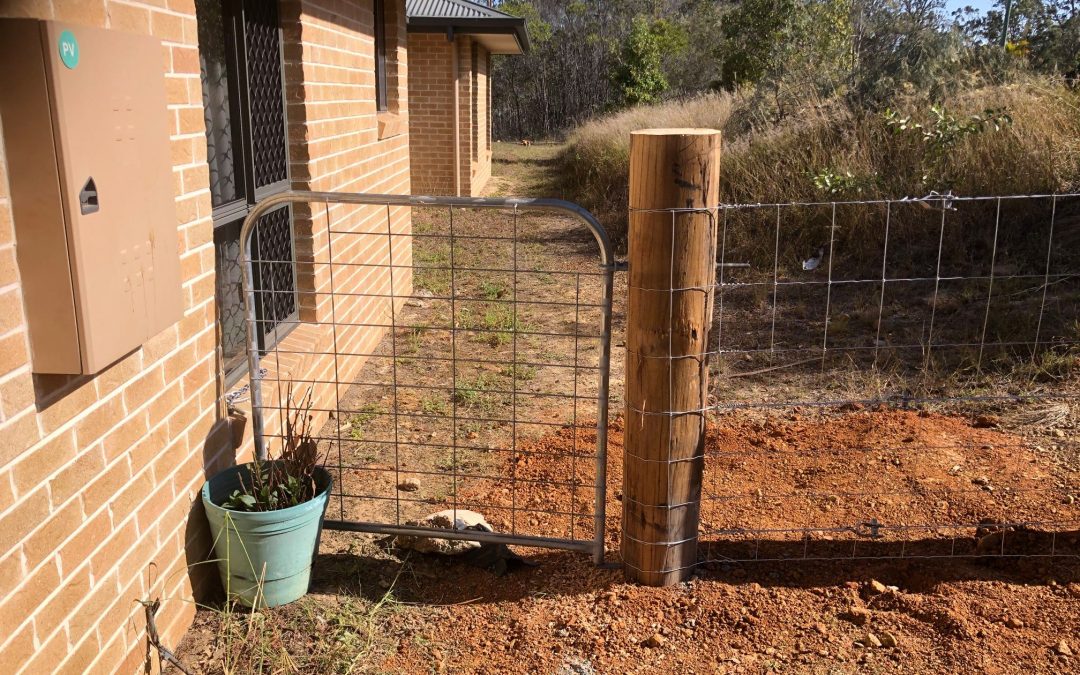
[374,0,388,112]
[196,0,297,382]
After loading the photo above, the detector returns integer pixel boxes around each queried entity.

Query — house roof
[405,0,529,55]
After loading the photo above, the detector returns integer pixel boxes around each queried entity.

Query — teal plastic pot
[201,463,332,607]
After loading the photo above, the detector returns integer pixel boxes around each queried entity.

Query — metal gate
[238,191,617,563]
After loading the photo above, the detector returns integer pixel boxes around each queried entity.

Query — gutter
[408,17,529,54]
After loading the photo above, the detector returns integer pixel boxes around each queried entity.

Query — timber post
[622,128,721,585]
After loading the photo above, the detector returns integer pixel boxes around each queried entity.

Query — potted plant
[201,387,332,607]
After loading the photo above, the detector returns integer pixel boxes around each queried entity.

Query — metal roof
[405,0,529,54]
[406,0,517,20]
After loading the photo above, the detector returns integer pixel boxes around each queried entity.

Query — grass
[348,403,384,441]
[500,364,538,382]
[559,79,1080,249]
[413,244,451,295]
[203,565,408,674]
[480,281,509,301]
[452,373,500,413]
[402,324,427,355]
[420,394,450,416]
[457,304,529,346]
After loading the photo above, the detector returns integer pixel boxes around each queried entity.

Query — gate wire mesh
[698,193,1080,564]
[240,192,616,562]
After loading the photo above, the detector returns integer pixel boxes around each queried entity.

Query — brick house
[0,1,414,671]
[405,0,527,196]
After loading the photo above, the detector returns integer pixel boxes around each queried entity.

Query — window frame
[196,0,298,386]
[374,0,388,113]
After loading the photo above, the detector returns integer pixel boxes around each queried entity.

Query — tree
[612,17,682,105]
[954,0,1080,74]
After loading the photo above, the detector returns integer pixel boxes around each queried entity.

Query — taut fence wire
[696,193,1080,565]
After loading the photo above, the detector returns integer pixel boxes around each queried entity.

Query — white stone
[395,509,493,555]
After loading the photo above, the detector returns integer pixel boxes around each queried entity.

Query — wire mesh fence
[239,192,617,561]
[700,193,1080,563]
[240,188,1079,574]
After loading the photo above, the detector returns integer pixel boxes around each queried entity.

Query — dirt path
[302,140,625,539]
[176,143,1078,675]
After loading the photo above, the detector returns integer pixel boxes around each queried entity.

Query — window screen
[196,0,297,383]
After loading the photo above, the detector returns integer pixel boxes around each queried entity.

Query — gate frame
[238,191,619,564]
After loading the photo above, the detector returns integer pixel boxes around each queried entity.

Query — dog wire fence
[238,188,1078,575]
[700,193,1080,564]
[238,191,618,564]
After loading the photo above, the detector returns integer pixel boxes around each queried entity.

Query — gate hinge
[603,260,629,272]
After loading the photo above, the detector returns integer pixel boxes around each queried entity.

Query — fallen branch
[137,598,195,675]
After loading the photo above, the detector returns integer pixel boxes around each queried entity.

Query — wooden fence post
[623,128,721,586]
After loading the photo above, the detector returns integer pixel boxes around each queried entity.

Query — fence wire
[700,193,1080,565]
[239,192,616,562]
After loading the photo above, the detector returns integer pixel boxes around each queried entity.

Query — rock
[813,622,828,635]
[880,632,898,648]
[973,476,991,487]
[1005,617,1025,629]
[973,415,1000,428]
[865,633,883,648]
[1053,429,1066,438]
[643,633,666,648]
[394,509,493,555]
[397,478,422,492]
[841,608,871,626]
[1055,640,1073,657]
[404,298,429,308]
[867,579,888,595]
[557,658,596,675]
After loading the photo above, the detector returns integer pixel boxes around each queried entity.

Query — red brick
[34,564,91,643]
[89,518,137,582]
[73,394,126,448]
[109,466,155,521]
[0,548,23,601]
[0,370,34,419]
[81,457,131,518]
[0,622,35,671]
[0,330,29,376]
[50,445,105,509]
[0,559,59,638]
[20,618,72,675]
[0,487,49,555]
[58,509,111,576]
[56,629,101,675]
[23,497,81,574]
[102,411,150,463]
[11,431,76,497]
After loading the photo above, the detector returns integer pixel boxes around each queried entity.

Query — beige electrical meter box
[0,20,182,375]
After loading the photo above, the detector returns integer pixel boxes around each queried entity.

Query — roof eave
[407,17,530,54]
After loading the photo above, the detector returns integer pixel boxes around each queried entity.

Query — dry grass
[559,79,1080,248]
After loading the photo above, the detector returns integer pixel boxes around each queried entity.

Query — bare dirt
[175,142,1079,674]
[177,409,1078,675]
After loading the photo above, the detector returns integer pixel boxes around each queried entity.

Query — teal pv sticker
[58,30,79,69]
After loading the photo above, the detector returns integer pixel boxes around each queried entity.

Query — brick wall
[0,0,410,672]
[0,2,226,673]
[267,0,412,455]
[407,33,493,197]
